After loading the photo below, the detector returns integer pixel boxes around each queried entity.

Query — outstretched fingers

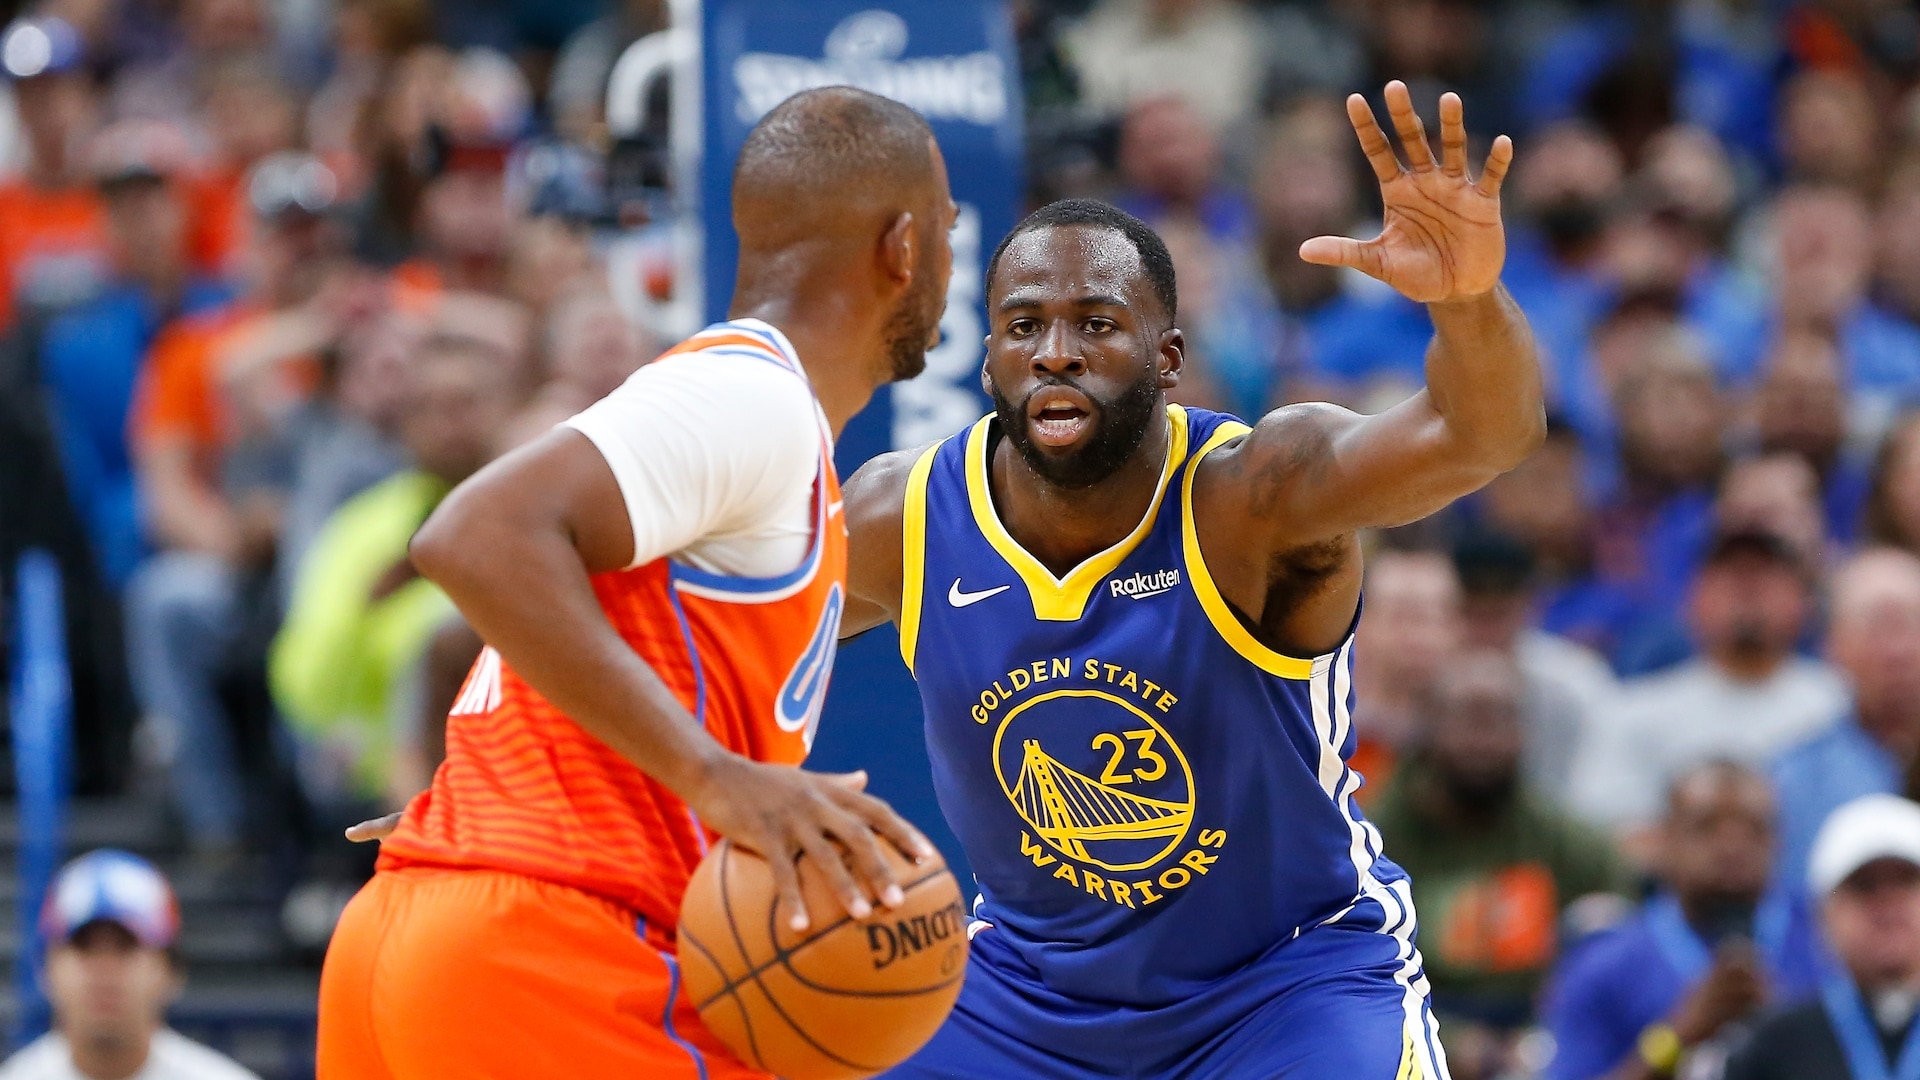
[1439,92,1468,177]
[1346,93,1402,185]
[1383,80,1434,172]
[1478,134,1515,197]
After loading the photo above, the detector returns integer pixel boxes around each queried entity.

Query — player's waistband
[375,853,683,946]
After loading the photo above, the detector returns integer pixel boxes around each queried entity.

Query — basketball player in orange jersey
[315,86,956,1080]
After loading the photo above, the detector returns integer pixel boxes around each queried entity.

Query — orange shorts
[318,866,765,1080]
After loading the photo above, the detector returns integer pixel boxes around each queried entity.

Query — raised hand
[1300,81,1513,304]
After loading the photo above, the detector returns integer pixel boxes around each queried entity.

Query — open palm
[1300,82,1513,304]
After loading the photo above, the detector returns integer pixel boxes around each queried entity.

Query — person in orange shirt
[123,151,354,860]
[0,16,111,327]
[318,87,957,1080]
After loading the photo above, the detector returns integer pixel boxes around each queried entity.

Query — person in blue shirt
[36,120,234,588]
[1544,761,1823,1080]
[1772,548,1920,895]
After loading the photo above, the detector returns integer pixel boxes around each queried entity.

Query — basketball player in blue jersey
[839,83,1541,1078]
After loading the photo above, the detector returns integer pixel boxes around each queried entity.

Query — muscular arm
[410,428,927,927]
[840,446,922,640]
[1189,83,1541,652]
[1203,284,1542,547]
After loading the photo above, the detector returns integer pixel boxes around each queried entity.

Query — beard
[880,241,945,382]
[990,363,1162,490]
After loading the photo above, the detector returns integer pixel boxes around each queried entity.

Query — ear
[980,362,994,398]
[1157,327,1186,390]
[880,211,916,289]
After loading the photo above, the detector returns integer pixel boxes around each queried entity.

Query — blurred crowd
[0,0,1919,1074]
[1022,0,1920,1076]
[0,0,661,915]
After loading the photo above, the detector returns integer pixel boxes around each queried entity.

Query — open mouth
[1027,385,1095,447]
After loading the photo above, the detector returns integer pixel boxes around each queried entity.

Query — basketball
[676,838,968,1080]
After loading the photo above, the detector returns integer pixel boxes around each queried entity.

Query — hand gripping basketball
[678,839,968,1079]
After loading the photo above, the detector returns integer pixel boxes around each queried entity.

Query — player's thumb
[1298,236,1380,277]
[827,770,870,792]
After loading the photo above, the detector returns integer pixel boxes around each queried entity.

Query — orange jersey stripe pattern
[377,323,848,933]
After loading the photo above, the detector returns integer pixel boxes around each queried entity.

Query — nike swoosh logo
[948,579,1011,608]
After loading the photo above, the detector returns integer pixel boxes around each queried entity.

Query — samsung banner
[701,0,1024,878]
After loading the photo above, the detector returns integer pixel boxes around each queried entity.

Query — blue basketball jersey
[898,405,1418,1010]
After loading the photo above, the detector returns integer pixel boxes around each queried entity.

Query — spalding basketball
[677,838,968,1079]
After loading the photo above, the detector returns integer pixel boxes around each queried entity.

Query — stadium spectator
[123,151,351,860]
[500,285,651,449]
[1580,333,1725,667]
[1776,69,1884,195]
[1254,96,1434,415]
[1716,454,1830,572]
[1350,548,1462,795]
[1451,532,1618,800]
[1751,329,1871,547]
[1057,0,1267,134]
[0,16,109,327]
[1772,548,1920,894]
[271,310,420,606]
[270,333,516,811]
[1723,794,1920,1080]
[36,119,235,588]
[0,850,259,1080]
[1772,186,1920,409]
[1481,421,1616,653]
[1501,121,1623,420]
[1543,762,1822,1080]
[388,48,526,300]
[1121,95,1251,411]
[182,58,301,281]
[1570,529,1846,831]
[1368,649,1624,1059]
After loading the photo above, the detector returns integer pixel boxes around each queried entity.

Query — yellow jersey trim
[1397,1032,1424,1080]
[897,442,942,675]
[1179,421,1318,681]
[964,404,1191,623]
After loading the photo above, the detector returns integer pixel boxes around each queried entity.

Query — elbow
[1505,405,1549,469]
[408,498,474,591]
[1486,404,1548,474]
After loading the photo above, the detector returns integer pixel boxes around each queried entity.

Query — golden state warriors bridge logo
[972,658,1227,910]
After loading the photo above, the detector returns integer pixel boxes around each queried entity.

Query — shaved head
[734,87,938,250]
[732,87,950,381]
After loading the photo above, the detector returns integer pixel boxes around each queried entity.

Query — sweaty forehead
[992,224,1151,310]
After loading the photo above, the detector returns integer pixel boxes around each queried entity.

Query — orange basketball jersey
[377,321,847,932]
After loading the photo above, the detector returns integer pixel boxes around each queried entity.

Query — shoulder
[152,1030,261,1080]
[1188,401,1347,503]
[568,349,821,476]
[626,348,817,415]
[1221,400,1352,459]
[0,1034,67,1078]
[845,440,948,543]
